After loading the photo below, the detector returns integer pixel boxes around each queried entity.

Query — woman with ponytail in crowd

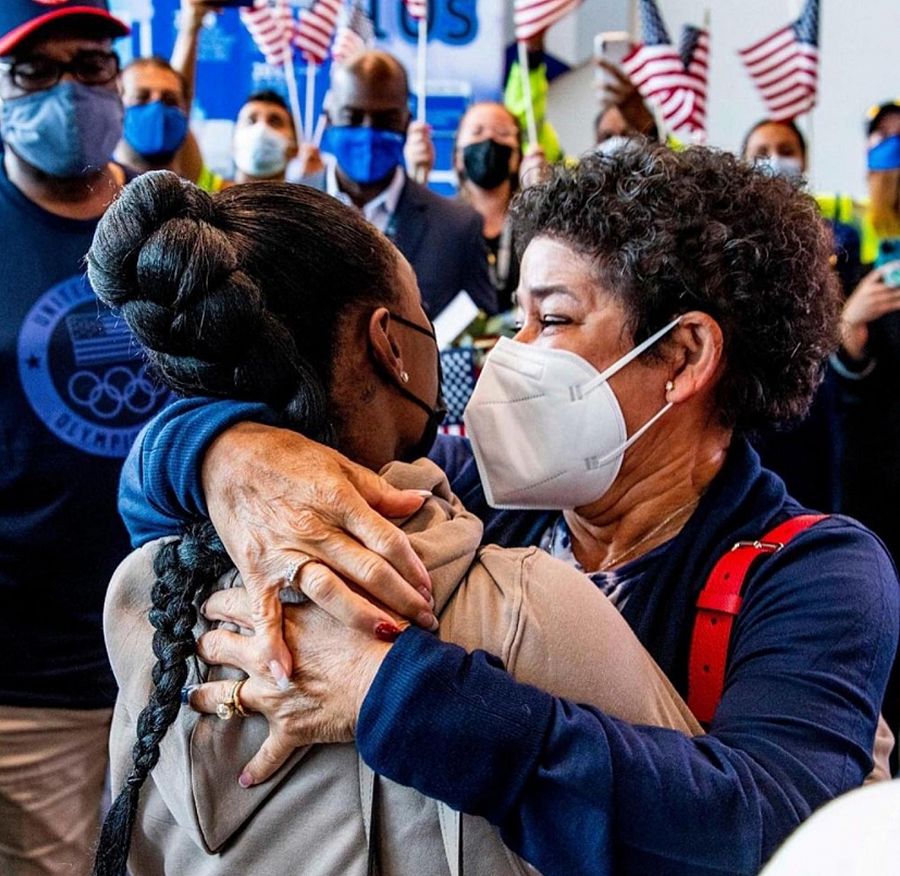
[87,170,702,876]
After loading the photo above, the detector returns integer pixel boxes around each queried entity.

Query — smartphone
[594,31,633,90]
[875,239,900,287]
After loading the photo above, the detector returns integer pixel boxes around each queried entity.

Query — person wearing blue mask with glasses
[0,2,175,874]
[302,50,497,319]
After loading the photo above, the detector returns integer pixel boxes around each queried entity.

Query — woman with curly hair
[113,146,898,875]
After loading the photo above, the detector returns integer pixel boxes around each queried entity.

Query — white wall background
[538,0,900,200]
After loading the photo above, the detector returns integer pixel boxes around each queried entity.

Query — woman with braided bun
[89,170,702,876]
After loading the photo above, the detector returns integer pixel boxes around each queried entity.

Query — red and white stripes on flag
[513,0,583,42]
[738,0,820,121]
[332,0,375,65]
[621,0,708,138]
[403,0,428,21]
[240,0,295,66]
[295,0,342,65]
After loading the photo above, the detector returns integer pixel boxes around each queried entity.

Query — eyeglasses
[0,50,119,93]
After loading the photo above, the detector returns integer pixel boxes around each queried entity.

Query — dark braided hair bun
[87,171,399,439]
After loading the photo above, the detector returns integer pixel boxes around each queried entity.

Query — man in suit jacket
[300,51,497,319]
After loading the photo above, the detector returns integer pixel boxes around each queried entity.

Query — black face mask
[388,313,447,460]
[461,139,514,190]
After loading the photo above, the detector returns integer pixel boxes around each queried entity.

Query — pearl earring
[400,371,410,384]
[665,380,675,392]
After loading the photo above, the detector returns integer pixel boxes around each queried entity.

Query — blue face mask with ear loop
[0,79,123,178]
[124,100,189,162]
[324,125,406,185]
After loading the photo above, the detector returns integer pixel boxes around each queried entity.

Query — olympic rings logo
[68,364,168,420]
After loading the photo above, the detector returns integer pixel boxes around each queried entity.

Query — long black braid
[93,524,231,876]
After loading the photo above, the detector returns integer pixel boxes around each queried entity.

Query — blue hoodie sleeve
[119,398,276,546]
[357,520,900,876]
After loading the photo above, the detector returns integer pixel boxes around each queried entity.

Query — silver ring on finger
[282,554,316,604]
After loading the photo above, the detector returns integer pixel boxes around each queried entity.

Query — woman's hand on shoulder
[187,587,396,787]
[201,422,436,682]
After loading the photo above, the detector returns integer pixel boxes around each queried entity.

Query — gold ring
[231,678,249,718]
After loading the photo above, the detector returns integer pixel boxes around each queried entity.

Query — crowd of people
[1,1,899,875]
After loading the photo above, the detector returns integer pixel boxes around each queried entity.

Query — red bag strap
[687,514,828,726]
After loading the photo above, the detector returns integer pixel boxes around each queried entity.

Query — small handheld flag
[739,0,819,121]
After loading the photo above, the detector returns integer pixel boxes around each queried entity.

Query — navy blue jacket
[120,399,899,876]
[298,170,498,318]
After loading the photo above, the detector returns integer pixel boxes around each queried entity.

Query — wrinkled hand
[841,265,900,359]
[405,121,435,183]
[594,59,656,137]
[296,143,325,177]
[189,587,394,786]
[519,145,548,189]
[202,422,436,684]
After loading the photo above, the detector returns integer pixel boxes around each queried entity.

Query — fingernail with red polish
[238,771,254,789]
[375,622,402,642]
[269,660,291,691]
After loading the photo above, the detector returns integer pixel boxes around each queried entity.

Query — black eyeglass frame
[0,50,120,93]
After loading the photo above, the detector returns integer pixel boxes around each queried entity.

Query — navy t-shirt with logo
[0,161,170,708]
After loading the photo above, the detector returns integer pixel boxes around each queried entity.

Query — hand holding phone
[875,239,900,287]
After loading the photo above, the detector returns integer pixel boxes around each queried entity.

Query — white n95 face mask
[463,317,681,510]
[233,123,290,177]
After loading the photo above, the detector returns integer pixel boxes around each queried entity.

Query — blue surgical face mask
[124,100,189,164]
[325,125,406,185]
[868,134,900,172]
[0,79,123,178]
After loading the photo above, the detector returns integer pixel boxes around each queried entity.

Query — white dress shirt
[325,159,406,235]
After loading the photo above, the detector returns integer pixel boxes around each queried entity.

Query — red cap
[0,2,130,57]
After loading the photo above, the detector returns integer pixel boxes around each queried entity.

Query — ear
[367,307,405,382]
[663,311,725,405]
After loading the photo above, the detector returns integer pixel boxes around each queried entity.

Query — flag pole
[275,0,303,142]
[305,59,317,143]
[283,49,304,143]
[416,16,427,124]
[517,40,539,148]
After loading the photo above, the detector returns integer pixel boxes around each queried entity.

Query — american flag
[738,0,819,121]
[332,0,375,65]
[513,0,583,43]
[66,314,137,366]
[438,347,477,436]
[622,0,708,137]
[403,0,427,21]
[240,0,296,67]
[295,0,342,65]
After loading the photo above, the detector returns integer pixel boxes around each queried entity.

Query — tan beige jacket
[105,459,700,876]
